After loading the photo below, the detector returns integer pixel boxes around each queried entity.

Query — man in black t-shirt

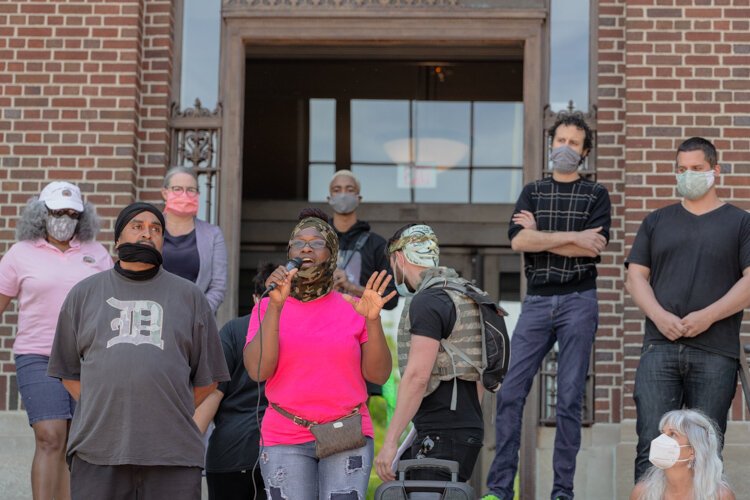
[373,224,484,484]
[485,113,611,500]
[626,137,750,482]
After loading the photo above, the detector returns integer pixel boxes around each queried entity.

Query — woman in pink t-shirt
[244,209,395,500]
[0,182,113,500]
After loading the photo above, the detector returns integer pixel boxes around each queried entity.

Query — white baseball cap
[39,181,84,212]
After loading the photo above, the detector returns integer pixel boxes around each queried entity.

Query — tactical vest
[397,266,482,410]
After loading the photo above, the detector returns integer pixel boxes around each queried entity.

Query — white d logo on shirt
[106,297,165,350]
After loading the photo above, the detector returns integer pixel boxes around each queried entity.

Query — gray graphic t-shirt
[49,268,229,467]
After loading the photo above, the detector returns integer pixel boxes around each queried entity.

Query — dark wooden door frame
[218,5,548,497]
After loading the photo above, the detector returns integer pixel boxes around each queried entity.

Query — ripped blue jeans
[259,439,373,500]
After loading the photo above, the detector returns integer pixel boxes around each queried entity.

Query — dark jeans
[486,290,598,500]
[207,468,266,500]
[633,343,738,482]
[408,428,483,482]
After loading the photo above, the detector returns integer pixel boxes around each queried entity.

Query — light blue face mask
[676,169,715,201]
[394,258,414,297]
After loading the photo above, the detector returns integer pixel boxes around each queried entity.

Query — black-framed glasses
[48,209,80,219]
[168,186,199,196]
[289,239,327,250]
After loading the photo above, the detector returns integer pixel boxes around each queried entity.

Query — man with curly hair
[484,112,611,500]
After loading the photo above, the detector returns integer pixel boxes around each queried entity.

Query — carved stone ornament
[223,0,460,7]
[180,130,215,168]
[171,98,222,120]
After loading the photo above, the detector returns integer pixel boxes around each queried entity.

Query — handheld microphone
[265,257,303,293]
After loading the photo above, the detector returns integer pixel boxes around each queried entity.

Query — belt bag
[271,403,366,459]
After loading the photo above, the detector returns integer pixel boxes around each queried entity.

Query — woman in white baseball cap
[0,181,112,500]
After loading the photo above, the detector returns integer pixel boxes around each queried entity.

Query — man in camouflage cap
[374,224,484,484]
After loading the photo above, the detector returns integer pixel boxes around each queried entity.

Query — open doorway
[239,56,524,313]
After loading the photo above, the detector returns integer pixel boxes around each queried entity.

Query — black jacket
[334,219,398,310]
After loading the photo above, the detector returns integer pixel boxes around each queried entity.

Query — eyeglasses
[48,209,80,219]
[289,239,327,250]
[168,186,199,196]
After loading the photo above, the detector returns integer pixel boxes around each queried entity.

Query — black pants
[408,428,483,482]
[70,455,201,500]
[206,468,266,500]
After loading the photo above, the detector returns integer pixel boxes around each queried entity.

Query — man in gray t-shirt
[48,202,229,500]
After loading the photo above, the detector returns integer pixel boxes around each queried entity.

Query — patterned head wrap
[288,217,339,302]
[387,224,439,267]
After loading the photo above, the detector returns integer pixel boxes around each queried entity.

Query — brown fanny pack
[271,402,366,458]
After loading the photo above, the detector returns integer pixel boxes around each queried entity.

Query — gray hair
[163,166,198,188]
[16,198,101,243]
[635,409,732,500]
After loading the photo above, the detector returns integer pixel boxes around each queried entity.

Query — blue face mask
[394,258,414,297]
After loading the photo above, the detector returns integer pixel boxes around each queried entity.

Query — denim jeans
[633,343,738,482]
[259,439,373,500]
[408,428,483,482]
[486,290,599,500]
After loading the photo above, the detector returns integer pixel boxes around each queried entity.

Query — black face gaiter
[114,243,163,281]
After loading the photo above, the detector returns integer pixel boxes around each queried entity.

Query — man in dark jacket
[328,169,398,310]
[328,170,397,397]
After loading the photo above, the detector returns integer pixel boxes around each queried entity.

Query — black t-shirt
[409,288,484,432]
[626,203,750,359]
[508,177,611,295]
[205,315,268,473]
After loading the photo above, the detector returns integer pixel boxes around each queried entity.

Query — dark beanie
[114,202,166,242]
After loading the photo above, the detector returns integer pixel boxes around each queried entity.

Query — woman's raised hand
[343,270,397,320]
[265,265,298,306]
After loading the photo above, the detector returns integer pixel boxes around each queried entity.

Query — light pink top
[0,239,113,356]
[246,292,373,446]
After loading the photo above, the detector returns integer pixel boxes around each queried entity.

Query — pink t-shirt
[246,292,373,446]
[0,239,113,356]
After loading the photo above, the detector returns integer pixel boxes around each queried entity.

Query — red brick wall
[0,0,174,411]
[1,1,748,425]
[621,1,750,421]
[594,0,627,424]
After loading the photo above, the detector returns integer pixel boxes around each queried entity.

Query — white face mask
[649,433,692,469]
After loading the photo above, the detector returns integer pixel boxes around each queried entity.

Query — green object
[381,372,398,425]
[480,495,502,500]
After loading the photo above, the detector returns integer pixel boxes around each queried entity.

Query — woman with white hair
[0,181,112,500]
[630,408,735,500]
